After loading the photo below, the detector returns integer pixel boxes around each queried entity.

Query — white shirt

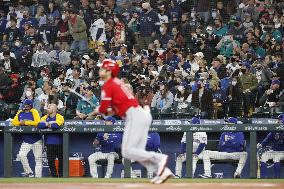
[182,132,207,152]
[89,18,106,42]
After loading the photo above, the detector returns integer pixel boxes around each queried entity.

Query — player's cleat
[199,174,212,178]
[24,172,34,178]
[150,175,160,184]
[234,174,240,178]
[105,174,111,178]
[174,175,181,179]
[153,167,173,184]
[157,155,168,176]
[91,174,99,178]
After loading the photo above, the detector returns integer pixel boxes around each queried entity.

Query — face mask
[148,49,153,54]
[241,69,246,74]
[23,15,28,19]
[191,13,195,18]
[275,23,281,29]
[98,80,104,86]
[232,81,237,86]
[15,42,20,47]
[215,24,220,28]
[207,30,213,35]
[212,12,217,19]
[142,8,148,13]
[159,27,165,33]
[62,14,66,20]
[26,91,32,97]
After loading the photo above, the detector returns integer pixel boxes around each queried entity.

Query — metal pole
[185,131,193,178]
[63,133,69,178]
[249,131,257,178]
[123,159,131,178]
[4,132,12,178]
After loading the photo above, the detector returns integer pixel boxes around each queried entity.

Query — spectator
[259,80,281,108]
[211,58,227,80]
[88,116,122,178]
[172,26,184,48]
[19,10,38,32]
[20,85,42,116]
[112,14,126,48]
[191,79,213,119]
[35,6,47,27]
[239,63,258,117]
[46,1,60,26]
[38,103,64,177]
[74,86,99,120]
[135,85,154,107]
[138,2,159,49]
[174,84,191,112]
[151,83,174,113]
[3,17,21,45]
[31,42,50,69]
[0,66,12,100]
[228,77,243,117]
[0,50,19,73]
[63,9,88,54]
[0,10,7,40]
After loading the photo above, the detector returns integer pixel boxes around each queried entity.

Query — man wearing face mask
[19,11,38,32]
[239,62,258,117]
[138,2,159,49]
[194,36,213,66]
[228,77,243,117]
[213,19,228,38]
[20,86,42,116]
[259,80,281,108]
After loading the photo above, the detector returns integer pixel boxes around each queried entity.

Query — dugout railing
[1,120,284,178]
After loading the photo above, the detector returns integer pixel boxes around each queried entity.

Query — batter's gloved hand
[257,143,262,149]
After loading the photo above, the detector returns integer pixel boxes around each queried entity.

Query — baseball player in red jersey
[95,59,173,184]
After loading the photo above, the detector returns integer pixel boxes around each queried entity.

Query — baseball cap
[278,114,284,121]
[191,117,200,124]
[271,80,280,85]
[105,116,116,124]
[23,99,33,108]
[225,117,238,124]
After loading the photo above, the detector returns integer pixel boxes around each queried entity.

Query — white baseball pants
[175,151,211,177]
[88,152,118,178]
[261,151,284,163]
[18,140,43,177]
[206,150,248,176]
[121,106,167,174]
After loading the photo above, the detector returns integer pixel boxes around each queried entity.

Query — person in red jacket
[95,59,173,184]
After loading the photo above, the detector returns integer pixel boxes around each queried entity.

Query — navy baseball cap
[278,114,284,124]
[225,117,238,124]
[23,99,33,108]
[271,80,280,85]
[191,117,200,124]
[105,116,116,124]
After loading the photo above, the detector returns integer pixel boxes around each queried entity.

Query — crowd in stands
[1,0,284,121]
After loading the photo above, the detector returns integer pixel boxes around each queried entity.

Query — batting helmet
[101,59,120,77]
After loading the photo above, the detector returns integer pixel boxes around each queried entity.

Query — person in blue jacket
[258,114,284,179]
[146,132,161,153]
[12,99,42,178]
[88,116,122,178]
[38,103,64,177]
[206,117,247,178]
[145,132,161,178]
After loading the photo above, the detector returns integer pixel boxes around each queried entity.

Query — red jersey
[98,78,139,118]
